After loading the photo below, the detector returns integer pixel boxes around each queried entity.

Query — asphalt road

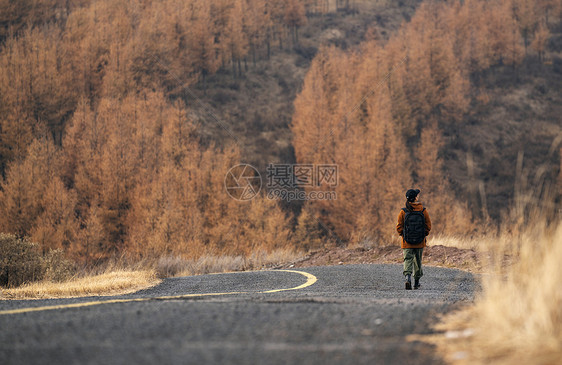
[0,264,476,365]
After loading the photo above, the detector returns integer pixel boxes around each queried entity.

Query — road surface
[0,264,476,364]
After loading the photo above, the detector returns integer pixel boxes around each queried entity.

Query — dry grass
[155,248,304,278]
[428,234,489,250]
[247,248,304,269]
[423,221,562,364]
[0,248,302,300]
[0,270,160,299]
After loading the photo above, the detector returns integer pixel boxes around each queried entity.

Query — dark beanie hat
[406,189,420,202]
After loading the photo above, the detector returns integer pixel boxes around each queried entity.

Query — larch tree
[513,0,540,53]
[415,123,473,234]
[284,0,307,45]
[448,0,493,73]
[294,204,325,251]
[485,0,525,67]
[291,47,344,164]
[290,0,544,244]
[0,26,77,151]
[244,0,272,66]
[537,0,558,23]
[267,0,289,50]
[225,0,249,77]
[188,1,220,92]
[531,21,550,62]
[0,138,64,239]
[30,177,79,253]
[74,205,106,263]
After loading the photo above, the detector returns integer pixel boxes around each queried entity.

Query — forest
[291,0,562,244]
[0,0,560,268]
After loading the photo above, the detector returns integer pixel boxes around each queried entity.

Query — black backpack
[402,207,426,245]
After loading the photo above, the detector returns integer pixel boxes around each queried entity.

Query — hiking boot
[405,274,412,290]
[414,278,420,290]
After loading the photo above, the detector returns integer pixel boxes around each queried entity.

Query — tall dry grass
[431,147,562,364]
[0,245,302,299]
[432,220,561,364]
[470,221,562,363]
[428,234,488,250]
[153,248,303,278]
[1,270,159,299]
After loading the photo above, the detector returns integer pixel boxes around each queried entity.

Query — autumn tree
[0,25,77,152]
[0,106,35,178]
[531,21,550,62]
[284,0,307,45]
[267,0,290,50]
[0,137,78,253]
[30,177,79,253]
[294,204,325,251]
[0,0,70,42]
[244,0,272,65]
[224,0,249,77]
[537,0,559,23]
[62,92,167,259]
[292,44,413,242]
[415,123,474,234]
[513,0,540,53]
[0,0,555,264]
[188,1,220,92]
[126,103,292,259]
[291,0,543,244]
[445,0,492,73]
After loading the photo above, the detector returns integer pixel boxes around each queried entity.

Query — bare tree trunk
[202,70,207,95]
[267,37,271,60]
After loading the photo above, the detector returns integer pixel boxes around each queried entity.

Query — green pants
[403,248,423,279]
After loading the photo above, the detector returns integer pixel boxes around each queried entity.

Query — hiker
[396,189,431,290]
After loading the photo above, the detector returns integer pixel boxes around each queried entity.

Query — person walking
[396,189,431,290]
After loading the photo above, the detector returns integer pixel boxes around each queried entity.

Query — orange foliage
[0,0,311,168]
[0,90,292,263]
[291,0,550,244]
[531,21,551,61]
[0,0,558,263]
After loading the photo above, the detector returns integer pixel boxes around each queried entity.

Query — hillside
[0,0,560,265]
[188,1,562,223]
[0,0,430,263]
[444,57,562,221]
[189,0,424,167]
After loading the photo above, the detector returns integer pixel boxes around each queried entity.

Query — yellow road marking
[0,270,317,316]
[261,269,317,293]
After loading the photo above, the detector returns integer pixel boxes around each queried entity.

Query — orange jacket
[396,202,431,248]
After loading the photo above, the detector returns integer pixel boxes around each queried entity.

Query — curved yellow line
[0,270,317,316]
[260,270,318,293]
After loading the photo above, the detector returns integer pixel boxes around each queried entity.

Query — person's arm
[396,210,404,236]
[424,210,431,236]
